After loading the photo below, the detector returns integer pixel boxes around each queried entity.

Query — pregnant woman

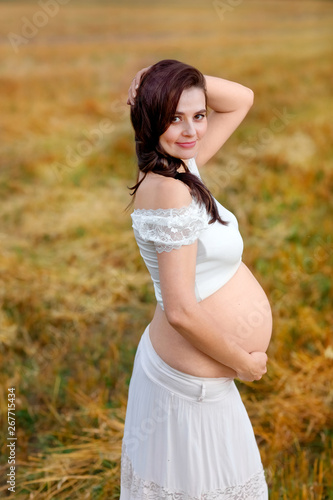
[120,59,272,499]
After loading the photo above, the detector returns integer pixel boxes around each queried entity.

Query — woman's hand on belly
[149,262,272,379]
[236,351,268,382]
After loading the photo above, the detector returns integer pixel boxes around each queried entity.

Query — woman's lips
[176,141,196,149]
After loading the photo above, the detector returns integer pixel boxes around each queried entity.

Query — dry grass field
[0,0,332,498]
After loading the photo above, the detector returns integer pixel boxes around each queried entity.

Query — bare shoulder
[134,174,192,210]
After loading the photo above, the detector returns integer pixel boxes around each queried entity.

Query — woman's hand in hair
[127,65,152,105]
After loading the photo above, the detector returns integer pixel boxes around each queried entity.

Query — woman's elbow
[164,301,196,329]
[245,88,254,107]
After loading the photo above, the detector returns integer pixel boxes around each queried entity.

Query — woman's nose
[182,120,196,136]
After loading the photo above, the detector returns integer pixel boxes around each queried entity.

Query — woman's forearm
[203,75,254,113]
[167,301,266,381]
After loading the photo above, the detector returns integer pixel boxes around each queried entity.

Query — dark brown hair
[127,59,227,225]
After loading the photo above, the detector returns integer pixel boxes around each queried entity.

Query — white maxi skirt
[120,324,268,499]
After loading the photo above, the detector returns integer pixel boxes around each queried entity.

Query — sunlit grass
[0,0,332,498]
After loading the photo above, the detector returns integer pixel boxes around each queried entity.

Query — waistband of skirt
[137,324,235,403]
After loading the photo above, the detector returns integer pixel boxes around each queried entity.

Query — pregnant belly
[200,262,272,354]
[149,261,273,378]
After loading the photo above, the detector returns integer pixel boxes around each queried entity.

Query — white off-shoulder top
[131,157,244,311]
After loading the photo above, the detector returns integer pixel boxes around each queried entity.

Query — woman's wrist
[235,350,268,381]
[228,343,258,379]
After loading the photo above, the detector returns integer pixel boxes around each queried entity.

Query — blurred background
[0,0,332,498]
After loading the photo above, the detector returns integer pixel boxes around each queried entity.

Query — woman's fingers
[127,66,152,105]
[237,351,268,382]
[127,80,136,105]
[250,351,268,379]
[129,75,141,103]
[127,82,137,105]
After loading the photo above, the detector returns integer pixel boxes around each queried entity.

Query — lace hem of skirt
[121,444,267,499]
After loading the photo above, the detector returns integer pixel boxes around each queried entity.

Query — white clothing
[131,157,244,311]
[120,325,268,499]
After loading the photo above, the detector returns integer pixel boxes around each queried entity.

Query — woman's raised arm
[195,75,254,168]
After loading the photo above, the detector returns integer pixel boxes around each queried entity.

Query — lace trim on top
[131,198,211,253]
[121,443,267,499]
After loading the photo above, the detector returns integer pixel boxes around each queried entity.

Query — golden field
[0,0,332,498]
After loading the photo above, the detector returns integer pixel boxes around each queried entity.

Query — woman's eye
[171,114,206,123]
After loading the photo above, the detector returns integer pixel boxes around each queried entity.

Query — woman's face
[159,87,207,163]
